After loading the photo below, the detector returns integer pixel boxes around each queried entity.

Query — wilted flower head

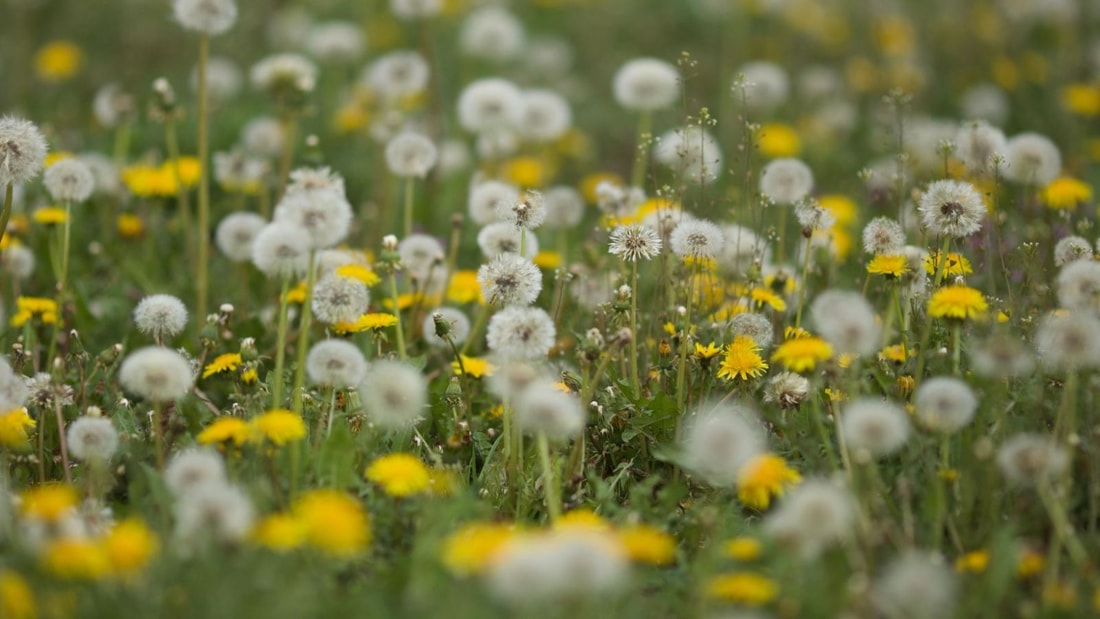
[1004,132,1061,186]
[43,158,94,203]
[0,116,48,186]
[613,57,680,111]
[760,158,813,205]
[66,416,119,463]
[609,224,662,262]
[134,294,188,342]
[118,347,195,402]
[681,402,765,486]
[914,377,978,434]
[486,306,556,360]
[385,131,438,178]
[840,398,911,459]
[809,290,881,356]
[917,179,985,238]
[359,360,427,430]
[173,0,238,35]
[306,339,367,388]
[763,371,810,409]
[478,253,542,306]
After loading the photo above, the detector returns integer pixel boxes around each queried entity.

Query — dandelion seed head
[917,179,985,238]
[997,433,1070,486]
[242,116,285,158]
[970,336,1035,379]
[1056,259,1100,312]
[954,121,1006,174]
[359,360,427,430]
[1054,236,1092,267]
[729,312,774,348]
[390,0,442,20]
[459,6,525,63]
[763,371,810,409]
[398,234,445,279]
[497,190,547,230]
[385,131,438,178]
[520,89,572,143]
[654,125,724,184]
[871,552,957,619]
[66,416,119,463]
[734,61,790,109]
[613,57,680,111]
[362,51,430,101]
[306,339,367,388]
[764,478,855,560]
[305,22,365,63]
[133,294,189,341]
[215,212,267,263]
[457,78,524,134]
[486,306,556,360]
[43,158,94,203]
[478,253,542,306]
[760,158,813,205]
[477,221,539,258]
[541,186,584,230]
[0,116,48,187]
[173,0,238,35]
[840,398,911,459]
[914,377,978,434]
[193,56,243,103]
[513,379,586,440]
[1035,311,1100,371]
[961,83,1009,126]
[311,275,370,325]
[0,360,29,412]
[118,347,195,402]
[681,402,766,486]
[1004,132,1061,186]
[165,448,227,497]
[609,224,662,262]
[862,217,906,255]
[468,180,519,226]
[273,187,352,250]
[669,219,724,259]
[810,290,880,357]
[174,482,255,544]
[251,221,312,279]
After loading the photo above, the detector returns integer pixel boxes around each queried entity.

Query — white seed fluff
[0,116,49,186]
[486,306,556,360]
[133,294,189,341]
[669,219,725,259]
[764,478,856,560]
[165,448,227,497]
[760,158,814,205]
[306,339,367,388]
[359,360,428,430]
[385,131,438,178]
[118,346,195,402]
[613,57,680,111]
[43,158,94,203]
[996,433,1070,486]
[66,416,120,463]
[457,78,524,134]
[809,290,881,357]
[513,379,586,441]
[173,0,238,35]
[311,275,370,325]
[477,221,539,258]
[251,221,312,279]
[914,376,979,434]
[1004,132,1061,186]
[681,402,766,487]
[917,179,986,238]
[215,212,267,263]
[1056,259,1100,312]
[840,398,911,459]
[871,552,957,619]
[478,253,543,306]
[1054,235,1092,267]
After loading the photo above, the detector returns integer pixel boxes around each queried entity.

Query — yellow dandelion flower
[928,285,988,321]
[1061,83,1100,116]
[694,342,722,361]
[441,522,516,576]
[197,417,250,447]
[737,453,801,510]
[284,281,307,304]
[1042,176,1092,210]
[618,524,677,566]
[1016,548,1045,578]
[252,514,307,552]
[705,572,779,605]
[867,254,909,278]
[0,570,36,619]
[334,102,371,134]
[717,336,769,381]
[335,263,381,286]
[20,485,78,523]
[555,509,611,531]
[723,537,762,562]
[0,408,36,451]
[382,292,441,311]
[10,297,58,327]
[923,251,973,277]
[427,467,460,496]
[365,453,432,497]
[248,409,307,446]
[169,158,202,188]
[878,344,910,364]
[292,489,371,557]
[241,368,259,384]
[44,152,74,167]
[117,214,145,239]
[771,336,833,373]
[750,287,787,312]
[333,312,398,334]
[452,354,495,378]
[102,519,158,577]
[447,270,485,305]
[35,41,83,82]
[818,194,858,228]
[533,250,562,269]
[202,353,243,379]
[784,326,811,340]
[756,123,801,158]
[32,207,67,226]
[580,172,623,203]
[955,550,989,573]
[502,156,550,188]
[709,301,748,322]
[41,538,111,580]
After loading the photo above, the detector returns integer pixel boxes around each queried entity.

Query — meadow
[1,0,1099,617]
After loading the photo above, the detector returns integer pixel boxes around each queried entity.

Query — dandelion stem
[53,399,72,484]
[389,270,407,360]
[932,437,950,550]
[272,276,292,407]
[292,251,317,415]
[152,401,166,471]
[1038,479,1088,571]
[0,184,13,254]
[630,111,652,190]
[164,118,194,262]
[794,226,814,328]
[537,432,562,522]
[402,177,415,239]
[196,32,212,321]
[629,260,641,394]
[1053,370,1078,441]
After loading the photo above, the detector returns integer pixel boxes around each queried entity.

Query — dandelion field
[1,0,1100,617]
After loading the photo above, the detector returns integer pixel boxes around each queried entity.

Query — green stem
[932,436,950,550]
[403,177,415,238]
[54,399,72,484]
[0,184,13,247]
[272,276,292,408]
[630,111,652,189]
[537,432,562,522]
[389,271,407,360]
[629,260,640,393]
[197,33,211,321]
[164,118,194,261]
[152,401,166,470]
[794,226,814,328]
[291,251,317,414]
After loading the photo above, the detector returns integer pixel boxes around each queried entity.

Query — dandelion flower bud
[311,275,370,325]
[165,448,227,496]
[385,131,438,178]
[306,339,367,388]
[954,121,1006,174]
[1054,235,1092,267]
[359,360,427,430]
[763,371,810,409]
[66,416,119,463]
[251,222,312,279]
[669,219,724,259]
[423,307,471,348]
[764,478,855,560]
[459,6,525,63]
[1034,311,1100,371]
[215,212,266,263]
[681,402,765,486]
[862,217,905,255]
[361,51,430,102]
[478,253,542,307]
[486,306,556,360]
[871,552,957,619]
[734,61,790,110]
[477,221,539,258]
[468,180,518,226]
[0,116,48,187]
[133,294,189,341]
[118,346,195,402]
[43,158,94,203]
[513,379,585,440]
[996,433,1069,486]
[174,482,255,544]
[1056,259,1100,312]
[914,377,978,434]
[613,57,680,111]
[382,235,398,252]
[810,290,881,357]
[457,78,524,134]
[520,89,571,143]
[760,158,813,205]
[840,398,911,459]
[173,0,238,35]
[609,224,662,262]
[1004,132,1061,186]
[917,179,985,238]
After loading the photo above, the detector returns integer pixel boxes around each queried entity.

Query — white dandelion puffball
[174,482,255,544]
[734,61,790,109]
[457,78,524,134]
[914,377,978,434]
[613,57,680,111]
[44,158,94,203]
[362,51,430,102]
[67,416,119,463]
[917,179,985,238]
[669,219,724,259]
[459,6,525,63]
[840,398,911,459]
[134,294,189,341]
[520,89,572,143]
[251,221,312,279]
[173,0,238,35]
[954,121,1006,174]
[468,180,519,226]
[306,339,367,388]
[0,116,48,187]
[359,360,428,430]
[1003,132,1061,186]
[385,131,438,178]
[305,22,366,63]
[513,379,586,441]
[810,289,881,357]
[478,252,543,306]
[311,275,370,325]
[760,158,814,205]
[165,448,227,497]
[118,346,195,402]
[681,402,765,487]
[486,305,556,360]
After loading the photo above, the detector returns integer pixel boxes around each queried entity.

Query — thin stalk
[537,432,562,521]
[196,33,212,320]
[629,260,640,393]
[389,271,408,360]
[53,399,72,484]
[932,437,950,550]
[0,184,13,245]
[163,119,194,259]
[292,251,317,414]
[403,177,415,238]
[675,262,699,412]
[272,276,292,407]
[794,227,814,328]
[152,401,166,470]
[630,111,652,190]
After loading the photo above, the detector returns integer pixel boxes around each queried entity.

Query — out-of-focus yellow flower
[555,509,611,531]
[0,408,35,451]
[102,519,159,577]
[335,263,381,286]
[955,550,989,573]
[580,172,622,204]
[771,336,833,373]
[452,355,495,378]
[502,156,552,188]
[35,41,83,82]
[292,489,371,557]
[1042,177,1092,210]
[197,417,250,447]
[203,353,243,379]
[618,524,677,566]
[756,123,801,158]
[333,312,398,334]
[818,194,858,228]
[705,572,778,605]
[41,539,111,580]
[441,522,515,576]
[874,15,915,57]
[19,485,78,523]
[32,207,67,226]
[447,270,484,305]
[533,250,562,269]
[252,513,307,552]
[0,569,36,619]
[723,537,762,562]
[248,409,307,446]
[117,214,145,238]
[1061,83,1100,116]
[365,453,432,497]
[737,453,801,510]
[44,152,74,167]
[928,286,988,321]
